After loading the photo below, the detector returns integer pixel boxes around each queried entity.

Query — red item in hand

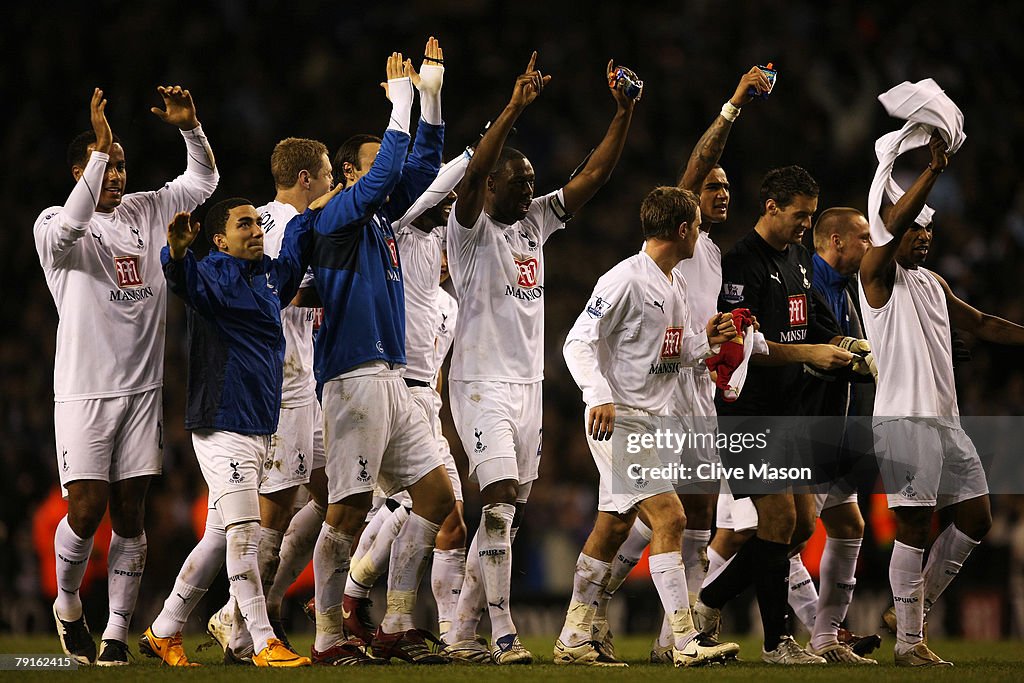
[704,308,754,401]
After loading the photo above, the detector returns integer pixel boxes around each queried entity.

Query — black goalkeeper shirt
[716,230,835,415]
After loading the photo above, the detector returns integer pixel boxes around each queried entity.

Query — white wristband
[387,77,414,135]
[720,101,741,122]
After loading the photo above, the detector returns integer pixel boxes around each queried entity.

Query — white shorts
[680,367,717,418]
[590,407,675,514]
[260,401,320,494]
[449,380,542,490]
[875,418,989,509]
[408,385,463,502]
[715,478,758,532]
[814,484,858,515]
[192,429,269,516]
[322,370,442,504]
[54,388,163,497]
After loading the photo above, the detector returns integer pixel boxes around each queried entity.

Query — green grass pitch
[1,633,1022,681]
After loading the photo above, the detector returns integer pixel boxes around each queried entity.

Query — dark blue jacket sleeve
[314,128,410,235]
[162,246,218,317]
[382,121,444,223]
[272,211,315,306]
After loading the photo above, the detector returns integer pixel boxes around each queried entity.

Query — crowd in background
[3,0,1024,637]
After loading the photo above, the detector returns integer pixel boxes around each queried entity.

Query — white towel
[867,79,966,246]
[722,329,768,402]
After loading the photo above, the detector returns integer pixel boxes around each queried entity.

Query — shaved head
[813,207,866,253]
[813,207,872,276]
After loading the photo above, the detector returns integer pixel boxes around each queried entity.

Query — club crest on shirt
[515,257,539,288]
[356,457,371,483]
[129,225,144,249]
[722,282,744,304]
[518,229,538,250]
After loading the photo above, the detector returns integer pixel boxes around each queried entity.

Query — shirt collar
[812,253,847,290]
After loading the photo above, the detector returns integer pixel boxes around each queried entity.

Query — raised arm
[160,212,217,317]
[932,272,1024,345]
[678,67,770,192]
[315,54,413,233]
[35,89,113,267]
[455,52,551,228]
[860,132,949,304]
[560,61,640,216]
[384,39,447,222]
[143,86,219,220]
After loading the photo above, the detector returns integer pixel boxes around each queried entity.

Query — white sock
[478,503,516,640]
[350,504,396,568]
[225,522,274,654]
[348,507,408,597]
[432,548,466,636]
[923,525,979,615]
[101,532,146,643]
[890,540,925,652]
[313,523,353,651]
[788,555,819,632]
[595,518,651,623]
[811,537,861,650]
[703,546,733,588]
[53,516,93,621]
[682,529,711,599]
[227,596,253,655]
[649,551,696,650]
[450,531,485,643]
[380,513,441,633]
[257,527,284,603]
[151,524,226,637]
[558,553,610,647]
[267,500,324,616]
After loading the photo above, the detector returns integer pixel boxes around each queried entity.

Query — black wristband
[423,55,444,65]
[927,164,944,174]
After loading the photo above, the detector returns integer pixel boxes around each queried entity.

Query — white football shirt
[432,288,459,386]
[673,231,722,416]
[859,264,959,425]
[259,200,317,407]
[34,129,218,400]
[564,251,713,415]
[447,190,566,383]
[396,223,445,383]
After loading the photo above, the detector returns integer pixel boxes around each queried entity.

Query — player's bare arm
[166,212,200,261]
[560,60,639,216]
[706,312,739,346]
[588,403,615,441]
[150,85,216,171]
[932,271,1024,345]
[90,88,113,155]
[860,132,949,306]
[410,35,444,95]
[678,67,769,192]
[291,287,322,308]
[455,51,550,228]
[151,85,200,130]
[756,341,852,370]
[379,50,413,101]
